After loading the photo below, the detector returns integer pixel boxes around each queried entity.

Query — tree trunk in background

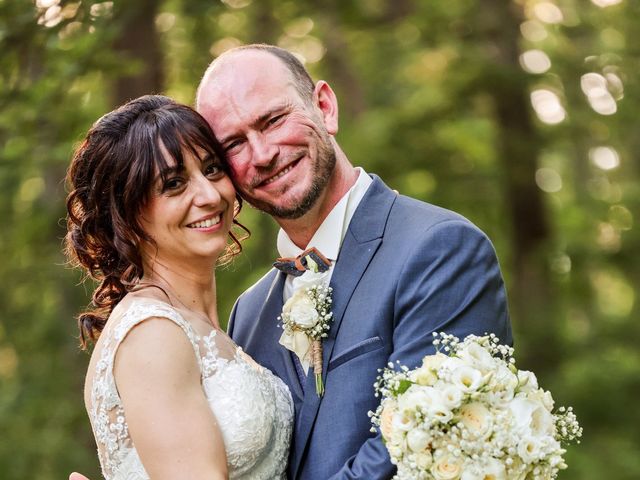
[476,0,558,372]
[112,0,164,106]
[251,0,279,44]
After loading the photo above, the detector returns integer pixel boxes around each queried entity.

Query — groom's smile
[259,158,300,187]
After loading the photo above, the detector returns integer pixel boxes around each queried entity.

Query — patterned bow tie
[273,247,332,277]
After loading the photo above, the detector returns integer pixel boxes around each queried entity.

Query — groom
[195,44,512,479]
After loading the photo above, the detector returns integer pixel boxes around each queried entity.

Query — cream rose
[414,449,434,469]
[398,385,433,414]
[392,411,415,432]
[458,402,492,438]
[379,400,396,441]
[406,427,431,452]
[282,290,320,328]
[461,458,507,480]
[410,365,438,386]
[422,352,448,372]
[431,453,462,480]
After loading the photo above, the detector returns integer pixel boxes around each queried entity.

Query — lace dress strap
[109,299,201,367]
[89,299,202,479]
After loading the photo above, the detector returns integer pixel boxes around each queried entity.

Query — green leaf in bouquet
[395,379,413,395]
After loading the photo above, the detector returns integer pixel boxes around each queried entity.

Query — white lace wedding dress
[86,298,293,479]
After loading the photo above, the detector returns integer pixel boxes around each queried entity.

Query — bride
[65,95,293,479]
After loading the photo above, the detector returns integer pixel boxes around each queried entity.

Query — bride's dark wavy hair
[65,95,249,349]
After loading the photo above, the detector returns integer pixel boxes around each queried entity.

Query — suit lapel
[291,176,397,478]
[257,271,305,400]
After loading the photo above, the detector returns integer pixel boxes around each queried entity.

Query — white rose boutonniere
[278,261,333,396]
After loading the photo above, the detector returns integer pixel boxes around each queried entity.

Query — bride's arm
[114,317,228,480]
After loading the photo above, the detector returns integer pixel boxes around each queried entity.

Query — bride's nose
[192,173,222,207]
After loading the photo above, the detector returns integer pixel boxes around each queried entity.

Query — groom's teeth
[264,165,293,185]
[188,215,221,228]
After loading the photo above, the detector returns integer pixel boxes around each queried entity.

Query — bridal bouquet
[370,333,582,480]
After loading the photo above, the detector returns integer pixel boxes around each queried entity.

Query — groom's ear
[313,81,339,136]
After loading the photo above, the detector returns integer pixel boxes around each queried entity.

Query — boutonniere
[278,259,334,396]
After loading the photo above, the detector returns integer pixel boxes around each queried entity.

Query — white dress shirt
[277,167,373,303]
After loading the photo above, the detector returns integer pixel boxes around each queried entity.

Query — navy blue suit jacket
[228,175,511,479]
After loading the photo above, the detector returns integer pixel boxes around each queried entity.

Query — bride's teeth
[265,165,293,185]
[189,215,221,228]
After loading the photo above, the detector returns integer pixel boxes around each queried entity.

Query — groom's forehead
[208,51,293,93]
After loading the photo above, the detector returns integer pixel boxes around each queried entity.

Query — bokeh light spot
[589,146,620,170]
[520,49,552,74]
[535,167,563,192]
[531,89,566,124]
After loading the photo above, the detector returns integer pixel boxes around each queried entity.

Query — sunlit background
[1,0,638,478]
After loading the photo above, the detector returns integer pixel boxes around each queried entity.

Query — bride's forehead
[152,141,212,172]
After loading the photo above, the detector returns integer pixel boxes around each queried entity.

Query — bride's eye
[204,161,225,179]
[161,176,184,192]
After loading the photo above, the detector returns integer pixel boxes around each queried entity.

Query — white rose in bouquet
[441,385,464,410]
[509,397,555,438]
[460,458,506,480]
[415,450,434,469]
[410,365,438,386]
[422,352,449,371]
[431,453,463,480]
[457,341,496,373]
[398,385,432,415]
[391,410,416,433]
[406,427,431,453]
[517,370,539,392]
[458,402,492,439]
[450,365,485,393]
[516,436,545,464]
[371,332,582,480]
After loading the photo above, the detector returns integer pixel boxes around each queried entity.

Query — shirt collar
[276,167,373,261]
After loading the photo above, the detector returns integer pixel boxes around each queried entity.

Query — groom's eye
[224,140,242,153]
[225,139,243,153]
[266,114,284,127]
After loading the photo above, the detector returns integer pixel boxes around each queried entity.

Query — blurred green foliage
[1,0,638,478]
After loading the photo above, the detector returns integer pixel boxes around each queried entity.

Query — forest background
[1,0,638,478]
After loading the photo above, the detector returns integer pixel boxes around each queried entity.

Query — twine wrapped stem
[312,339,324,396]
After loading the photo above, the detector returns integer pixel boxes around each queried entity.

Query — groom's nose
[248,132,279,167]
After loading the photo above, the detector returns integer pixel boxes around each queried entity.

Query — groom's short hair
[198,44,316,105]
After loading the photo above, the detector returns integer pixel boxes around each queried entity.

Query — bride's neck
[140,259,219,328]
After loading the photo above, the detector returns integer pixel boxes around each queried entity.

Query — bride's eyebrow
[200,153,216,164]
[154,165,182,183]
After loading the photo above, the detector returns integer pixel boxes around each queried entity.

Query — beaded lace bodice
[86,299,293,480]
